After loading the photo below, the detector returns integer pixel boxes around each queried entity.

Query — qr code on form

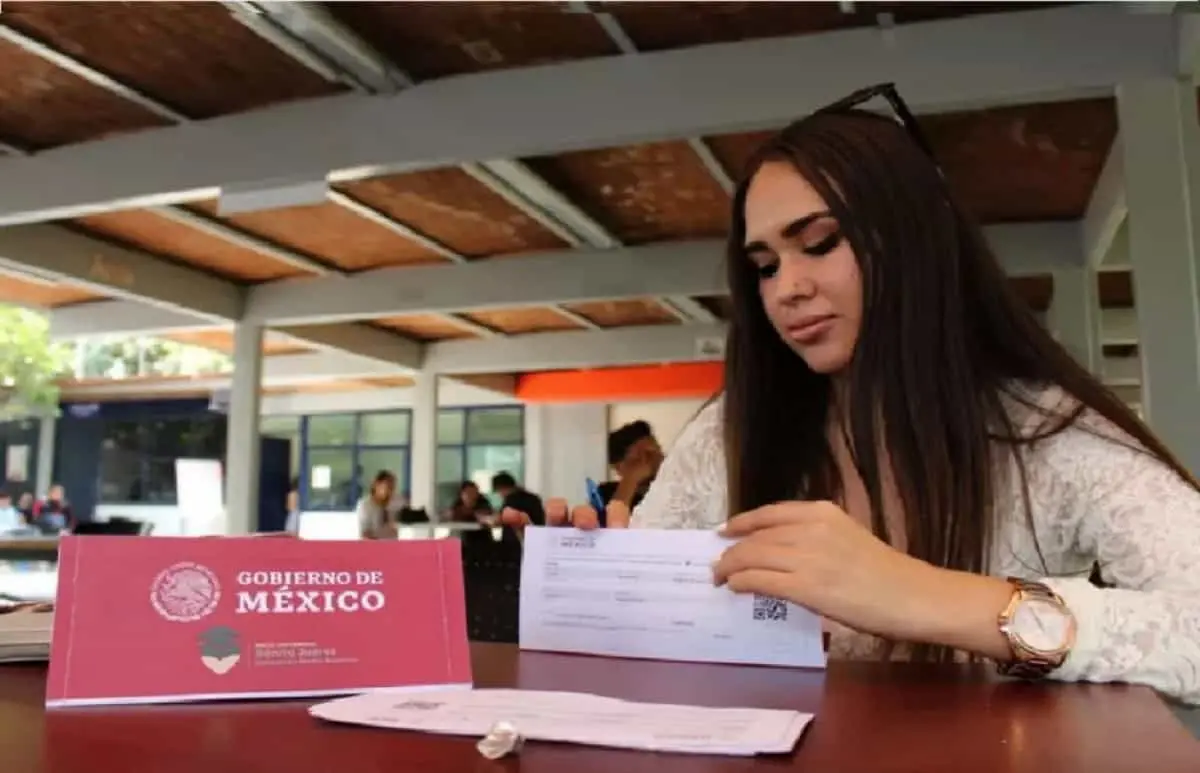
[752,594,788,622]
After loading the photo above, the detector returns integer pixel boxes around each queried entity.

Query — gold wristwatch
[996,578,1077,679]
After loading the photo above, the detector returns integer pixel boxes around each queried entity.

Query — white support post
[224,323,265,534]
[35,416,56,496]
[1117,77,1200,472]
[409,372,439,517]
[1048,267,1103,374]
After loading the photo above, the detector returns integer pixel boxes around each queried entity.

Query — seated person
[548,94,1200,706]
[283,478,301,534]
[16,492,33,522]
[32,484,73,534]
[447,481,494,523]
[492,472,545,528]
[355,470,400,540]
[0,490,25,534]
[597,420,664,525]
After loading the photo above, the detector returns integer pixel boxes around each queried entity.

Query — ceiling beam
[425,323,727,374]
[274,322,424,371]
[0,224,244,321]
[0,5,1172,225]
[244,222,1083,325]
[48,300,213,338]
[1081,133,1127,268]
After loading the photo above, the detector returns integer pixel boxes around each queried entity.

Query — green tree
[0,305,70,417]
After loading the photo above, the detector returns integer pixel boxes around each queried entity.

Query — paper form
[310,688,814,756]
[518,527,826,669]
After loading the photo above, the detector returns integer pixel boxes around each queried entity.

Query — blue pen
[585,477,606,515]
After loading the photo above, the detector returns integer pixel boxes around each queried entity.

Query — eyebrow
[742,210,833,253]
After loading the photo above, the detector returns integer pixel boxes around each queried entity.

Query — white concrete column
[1117,77,1200,472]
[223,322,264,534]
[523,404,546,496]
[35,415,55,495]
[1048,267,1103,374]
[408,372,438,516]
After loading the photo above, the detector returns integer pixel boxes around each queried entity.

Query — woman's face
[742,161,863,375]
[372,478,394,501]
[461,484,479,505]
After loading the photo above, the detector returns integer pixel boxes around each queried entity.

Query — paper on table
[310,688,813,756]
[519,527,826,668]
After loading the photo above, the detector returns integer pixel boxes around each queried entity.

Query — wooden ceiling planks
[0,36,167,150]
[1,1,340,120]
[162,330,312,357]
[562,299,682,327]
[373,315,481,342]
[0,275,100,307]
[336,168,568,258]
[461,307,584,335]
[704,98,1116,223]
[1011,275,1054,312]
[602,2,1049,52]
[695,295,732,321]
[525,140,730,245]
[925,98,1117,224]
[71,210,311,283]
[188,200,447,273]
[1098,269,1133,308]
[327,1,618,81]
[264,375,416,396]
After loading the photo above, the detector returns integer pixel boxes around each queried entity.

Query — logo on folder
[150,562,221,622]
[198,626,242,675]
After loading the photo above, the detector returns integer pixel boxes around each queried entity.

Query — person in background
[32,484,73,534]
[355,470,399,539]
[492,472,545,529]
[447,481,494,524]
[598,421,664,520]
[0,491,24,534]
[16,492,34,523]
[283,478,301,535]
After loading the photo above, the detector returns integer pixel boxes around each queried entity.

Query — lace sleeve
[1033,413,1200,705]
[630,399,727,530]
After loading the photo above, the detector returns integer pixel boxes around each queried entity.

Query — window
[97,416,226,505]
[466,407,523,444]
[301,410,412,511]
[436,407,525,512]
[307,414,356,446]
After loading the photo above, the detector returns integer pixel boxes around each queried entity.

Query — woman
[551,85,1200,705]
[355,470,399,540]
[447,481,494,523]
[32,484,73,534]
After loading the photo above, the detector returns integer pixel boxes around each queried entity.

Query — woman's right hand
[546,499,631,529]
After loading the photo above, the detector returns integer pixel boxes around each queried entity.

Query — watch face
[1011,597,1072,653]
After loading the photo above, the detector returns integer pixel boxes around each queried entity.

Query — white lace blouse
[630,394,1200,705]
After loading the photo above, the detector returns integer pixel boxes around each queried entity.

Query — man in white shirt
[0,491,27,534]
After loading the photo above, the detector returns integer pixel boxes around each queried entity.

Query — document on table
[519,527,826,668]
[310,688,813,756]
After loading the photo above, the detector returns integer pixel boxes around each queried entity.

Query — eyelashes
[802,230,842,257]
[750,229,844,279]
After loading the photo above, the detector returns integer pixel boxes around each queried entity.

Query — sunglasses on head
[812,82,938,163]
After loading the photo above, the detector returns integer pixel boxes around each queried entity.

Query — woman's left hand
[712,500,942,641]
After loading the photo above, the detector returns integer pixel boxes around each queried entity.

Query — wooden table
[0,538,58,562]
[1,644,1196,772]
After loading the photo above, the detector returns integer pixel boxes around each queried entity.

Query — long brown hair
[723,109,1196,657]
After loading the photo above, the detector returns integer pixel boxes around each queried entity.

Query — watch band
[996,578,1075,679]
